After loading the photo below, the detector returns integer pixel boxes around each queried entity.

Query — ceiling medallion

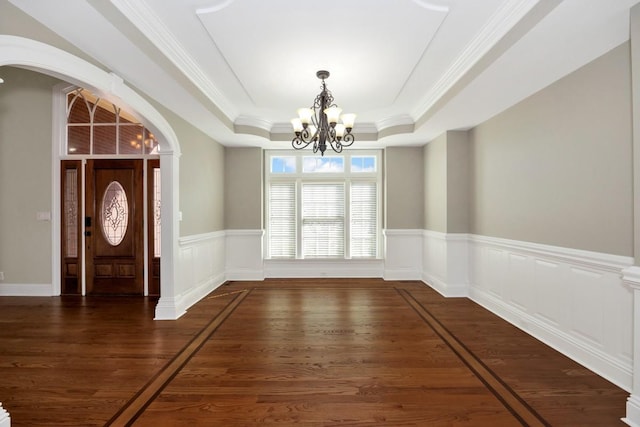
[291,70,356,156]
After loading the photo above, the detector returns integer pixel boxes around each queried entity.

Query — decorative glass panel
[271,156,296,173]
[351,156,376,172]
[302,156,344,173]
[101,181,129,246]
[64,169,78,257]
[153,167,162,258]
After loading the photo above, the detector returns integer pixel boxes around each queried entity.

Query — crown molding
[412,0,539,121]
[110,0,238,120]
[234,115,272,139]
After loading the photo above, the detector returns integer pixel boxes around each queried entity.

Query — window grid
[265,151,381,260]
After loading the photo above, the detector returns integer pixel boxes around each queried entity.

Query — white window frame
[264,150,382,259]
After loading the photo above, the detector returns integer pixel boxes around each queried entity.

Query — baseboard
[383,268,422,280]
[421,272,468,297]
[470,284,632,392]
[623,394,640,427]
[0,283,52,296]
[226,269,265,281]
[264,259,384,278]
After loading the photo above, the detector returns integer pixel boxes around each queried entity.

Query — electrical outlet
[0,272,4,281]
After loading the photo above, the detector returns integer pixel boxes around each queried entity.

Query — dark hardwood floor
[0,279,628,426]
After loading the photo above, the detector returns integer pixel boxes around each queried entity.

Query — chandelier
[291,70,356,156]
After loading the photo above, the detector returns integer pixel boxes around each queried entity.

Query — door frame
[61,158,159,296]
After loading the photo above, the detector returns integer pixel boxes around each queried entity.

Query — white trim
[112,0,238,121]
[421,230,470,297]
[468,233,634,391]
[470,284,633,391]
[0,402,10,427]
[624,394,640,426]
[264,259,384,278]
[179,230,225,246]
[383,229,423,280]
[420,232,635,392]
[412,0,539,120]
[155,230,227,320]
[50,83,69,296]
[225,230,265,281]
[0,284,53,296]
[469,234,633,273]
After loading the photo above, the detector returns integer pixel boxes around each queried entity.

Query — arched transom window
[66,88,159,155]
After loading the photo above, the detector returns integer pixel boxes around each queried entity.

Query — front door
[85,159,144,295]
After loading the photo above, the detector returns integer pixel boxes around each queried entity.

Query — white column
[154,151,185,320]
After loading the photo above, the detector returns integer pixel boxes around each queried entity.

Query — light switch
[36,211,51,221]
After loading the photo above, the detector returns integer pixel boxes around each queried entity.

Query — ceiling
[7,0,640,149]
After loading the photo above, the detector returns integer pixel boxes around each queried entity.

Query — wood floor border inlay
[106,289,251,427]
[397,288,550,427]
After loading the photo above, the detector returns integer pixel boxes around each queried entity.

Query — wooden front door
[86,159,144,295]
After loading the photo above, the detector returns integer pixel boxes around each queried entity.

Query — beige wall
[469,42,633,256]
[0,66,60,283]
[446,131,470,233]
[385,147,424,229]
[154,107,226,236]
[224,147,263,229]
[422,131,470,234]
[423,135,447,232]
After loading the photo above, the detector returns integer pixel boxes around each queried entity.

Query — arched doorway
[0,35,183,319]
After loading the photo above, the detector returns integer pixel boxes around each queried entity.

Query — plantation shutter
[302,183,345,258]
[350,182,377,257]
[268,182,296,258]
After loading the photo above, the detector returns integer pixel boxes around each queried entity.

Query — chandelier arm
[340,132,355,147]
[292,136,314,150]
[329,140,343,153]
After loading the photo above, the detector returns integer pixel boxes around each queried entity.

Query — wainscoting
[0,228,634,394]
[174,231,227,317]
[421,230,634,392]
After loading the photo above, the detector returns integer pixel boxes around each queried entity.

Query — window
[265,151,381,259]
[268,183,296,258]
[302,183,345,258]
[66,88,159,155]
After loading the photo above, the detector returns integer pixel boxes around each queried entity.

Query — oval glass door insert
[101,181,129,246]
